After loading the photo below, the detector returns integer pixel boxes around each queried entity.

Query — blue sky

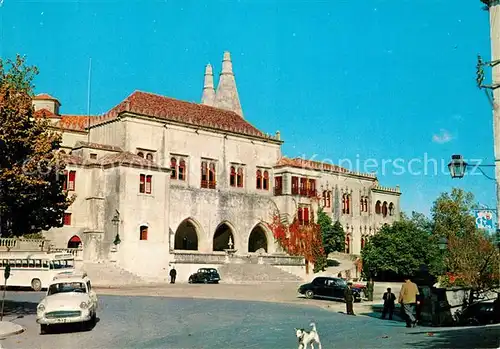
[0,0,496,217]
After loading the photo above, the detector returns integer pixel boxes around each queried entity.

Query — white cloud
[432,129,453,144]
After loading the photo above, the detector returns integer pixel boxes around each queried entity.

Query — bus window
[16,260,22,268]
[49,262,54,270]
[42,260,49,269]
[35,260,41,268]
[28,260,35,268]
[9,260,15,267]
[22,260,28,268]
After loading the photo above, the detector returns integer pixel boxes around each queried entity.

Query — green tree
[431,188,477,238]
[361,215,440,280]
[0,55,73,237]
[431,188,499,300]
[317,208,344,255]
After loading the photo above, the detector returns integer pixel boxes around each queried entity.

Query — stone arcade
[32,52,401,280]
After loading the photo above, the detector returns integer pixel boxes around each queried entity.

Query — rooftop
[92,90,280,142]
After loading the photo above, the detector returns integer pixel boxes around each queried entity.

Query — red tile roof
[57,115,91,131]
[94,91,275,140]
[33,93,60,103]
[33,108,59,119]
[33,108,91,132]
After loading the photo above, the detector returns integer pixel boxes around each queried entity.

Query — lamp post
[111,211,121,245]
[448,155,500,243]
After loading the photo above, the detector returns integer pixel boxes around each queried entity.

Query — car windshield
[48,282,86,295]
[337,279,347,287]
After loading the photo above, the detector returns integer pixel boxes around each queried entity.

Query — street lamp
[448,154,496,180]
[448,155,467,179]
[111,211,121,245]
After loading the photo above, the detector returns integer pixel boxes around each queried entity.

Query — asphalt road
[0,291,499,349]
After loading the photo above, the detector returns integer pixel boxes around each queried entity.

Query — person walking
[169,266,177,284]
[398,277,420,328]
[344,282,355,315]
[381,287,396,320]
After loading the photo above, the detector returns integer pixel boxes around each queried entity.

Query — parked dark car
[188,268,220,284]
[458,301,496,326]
[298,277,362,302]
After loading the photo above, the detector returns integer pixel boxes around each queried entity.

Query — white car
[36,272,98,334]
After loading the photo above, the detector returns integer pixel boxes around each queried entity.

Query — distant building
[32,52,401,279]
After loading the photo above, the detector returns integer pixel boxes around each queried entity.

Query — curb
[0,326,25,339]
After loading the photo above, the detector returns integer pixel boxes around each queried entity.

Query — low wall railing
[0,238,48,250]
[172,250,304,266]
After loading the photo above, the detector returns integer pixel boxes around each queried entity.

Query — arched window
[327,191,331,208]
[208,163,216,188]
[342,194,346,213]
[146,153,153,161]
[256,170,262,189]
[229,166,236,187]
[382,202,388,217]
[140,225,148,241]
[201,161,208,188]
[322,191,327,207]
[342,194,350,214]
[388,202,394,216]
[170,158,177,179]
[237,168,244,187]
[375,201,381,214]
[137,152,144,158]
[263,171,269,190]
[178,159,186,180]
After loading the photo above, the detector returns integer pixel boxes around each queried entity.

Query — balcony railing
[201,180,216,189]
[297,189,317,198]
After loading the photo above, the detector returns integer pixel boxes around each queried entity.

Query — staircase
[217,263,303,283]
[78,262,147,287]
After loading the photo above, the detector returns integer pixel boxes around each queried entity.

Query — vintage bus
[0,252,76,291]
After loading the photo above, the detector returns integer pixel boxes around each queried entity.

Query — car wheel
[467,317,480,326]
[40,324,48,335]
[305,290,314,299]
[31,278,42,292]
[203,278,208,284]
[188,278,193,284]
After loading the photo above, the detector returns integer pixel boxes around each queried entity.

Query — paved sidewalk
[0,321,24,338]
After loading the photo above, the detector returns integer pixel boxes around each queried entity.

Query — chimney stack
[201,64,215,106]
[213,51,243,117]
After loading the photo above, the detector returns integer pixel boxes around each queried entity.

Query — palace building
[32,52,401,280]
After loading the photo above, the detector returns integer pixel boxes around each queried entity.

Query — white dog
[295,322,322,349]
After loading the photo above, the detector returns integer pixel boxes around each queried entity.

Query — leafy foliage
[361,215,440,280]
[317,208,345,255]
[0,55,73,237]
[431,188,477,238]
[267,213,325,271]
[440,226,500,292]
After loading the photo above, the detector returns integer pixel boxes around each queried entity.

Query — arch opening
[67,235,82,249]
[248,225,268,253]
[213,223,235,251]
[174,219,199,250]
